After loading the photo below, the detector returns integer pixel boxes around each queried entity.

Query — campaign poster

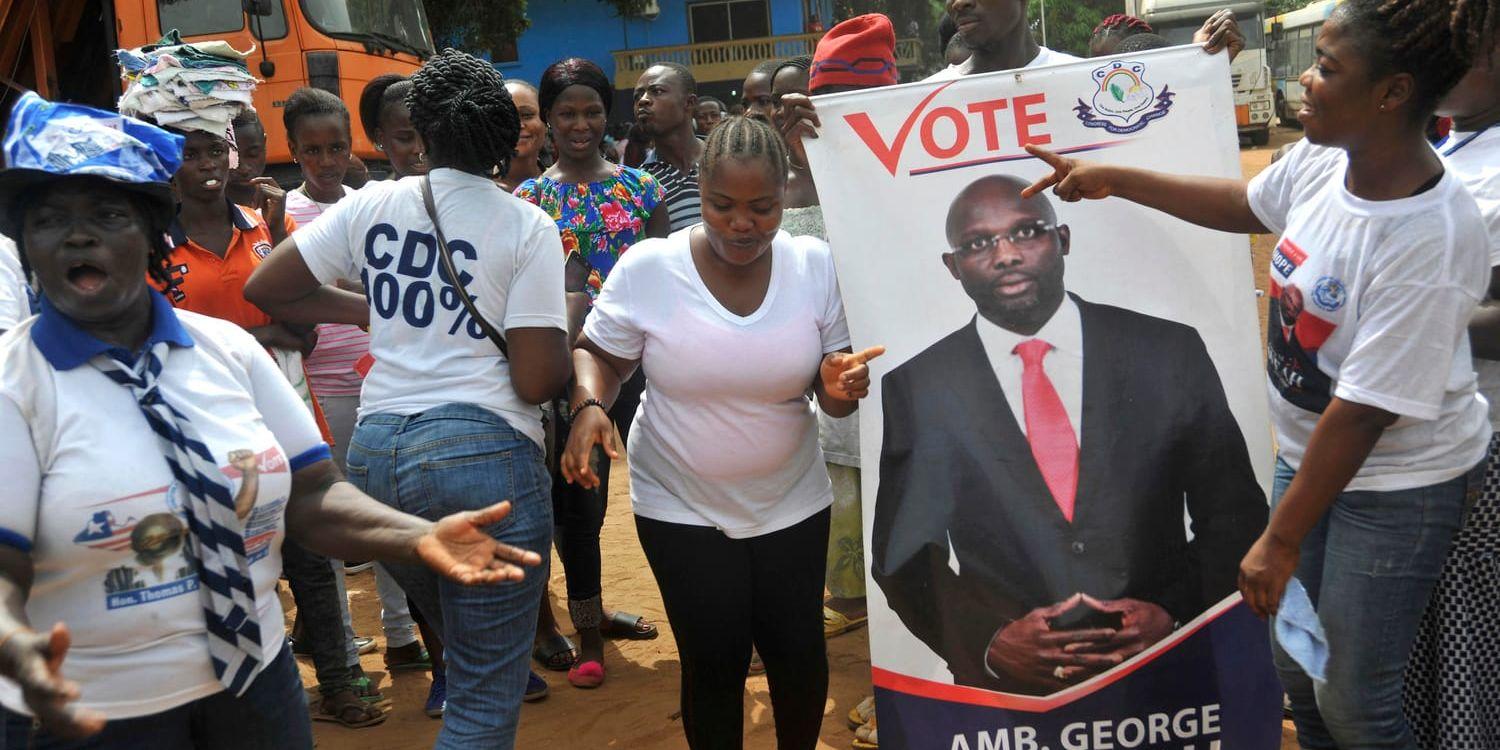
[804,46,1283,750]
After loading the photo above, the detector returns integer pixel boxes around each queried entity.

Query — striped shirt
[287,187,371,397]
[642,156,702,232]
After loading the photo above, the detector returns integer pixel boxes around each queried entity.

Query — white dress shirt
[974,295,1084,442]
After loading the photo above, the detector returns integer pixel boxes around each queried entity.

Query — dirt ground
[294,126,1307,750]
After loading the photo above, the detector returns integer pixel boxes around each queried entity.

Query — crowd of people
[0,0,1495,747]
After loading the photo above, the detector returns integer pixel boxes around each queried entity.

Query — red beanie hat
[810,14,898,93]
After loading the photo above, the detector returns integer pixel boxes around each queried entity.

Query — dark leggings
[550,371,645,613]
[635,508,831,750]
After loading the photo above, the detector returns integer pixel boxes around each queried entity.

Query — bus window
[158,0,289,40]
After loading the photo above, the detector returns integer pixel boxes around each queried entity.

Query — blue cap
[0,92,182,237]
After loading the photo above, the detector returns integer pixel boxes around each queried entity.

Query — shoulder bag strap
[422,174,508,359]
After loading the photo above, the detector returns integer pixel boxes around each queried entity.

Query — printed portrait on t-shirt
[78,446,286,610]
[1267,237,1339,414]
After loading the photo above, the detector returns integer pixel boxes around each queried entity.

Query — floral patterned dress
[514,165,665,296]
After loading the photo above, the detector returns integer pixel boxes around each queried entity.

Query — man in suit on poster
[871,175,1267,695]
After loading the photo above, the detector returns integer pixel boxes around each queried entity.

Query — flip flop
[568,660,606,689]
[853,715,879,749]
[311,692,388,728]
[532,632,579,671]
[847,695,876,729]
[825,606,868,638]
[600,611,659,640]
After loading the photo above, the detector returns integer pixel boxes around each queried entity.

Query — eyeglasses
[952,221,1057,257]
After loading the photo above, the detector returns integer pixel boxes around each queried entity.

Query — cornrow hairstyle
[699,115,789,187]
[1336,0,1476,119]
[406,48,520,177]
[776,54,813,76]
[1115,32,1171,53]
[539,58,613,120]
[650,61,698,94]
[359,73,407,141]
[283,86,351,142]
[751,58,784,79]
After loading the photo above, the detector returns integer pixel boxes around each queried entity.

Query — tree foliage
[1026,0,1124,57]
[423,0,528,51]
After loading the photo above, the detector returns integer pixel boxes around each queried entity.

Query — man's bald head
[941,173,1070,336]
[945,174,1056,247]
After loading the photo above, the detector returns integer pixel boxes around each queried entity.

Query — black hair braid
[750,59,784,79]
[1450,0,1499,61]
[407,48,519,176]
[700,116,789,186]
[1341,0,1474,117]
[359,73,407,141]
[775,55,812,81]
[283,86,351,142]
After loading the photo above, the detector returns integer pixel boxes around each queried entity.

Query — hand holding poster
[804,46,1282,750]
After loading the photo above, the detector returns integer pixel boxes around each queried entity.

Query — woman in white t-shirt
[245,51,572,749]
[0,93,540,749]
[561,117,880,749]
[1022,1,1490,746]
[1405,23,1500,750]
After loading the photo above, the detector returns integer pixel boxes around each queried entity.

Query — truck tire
[1250,127,1271,146]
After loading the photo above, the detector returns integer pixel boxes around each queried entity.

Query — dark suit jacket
[871,294,1267,693]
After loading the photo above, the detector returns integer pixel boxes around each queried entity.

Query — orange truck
[1,0,432,181]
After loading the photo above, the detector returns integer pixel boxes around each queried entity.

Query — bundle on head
[406,48,519,175]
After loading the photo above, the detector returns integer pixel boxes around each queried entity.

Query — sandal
[825,606,869,639]
[600,611,659,640]
[852,715,879,749]
[312,690,388,728]
[567,660,606,689]
[532,632,579,672]
[847,695,876,729]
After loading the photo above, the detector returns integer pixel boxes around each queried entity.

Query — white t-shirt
[925,46,1083,81]
[1248,140,1491,491]
[0,293,328,719]
[1436,128,1500,429]
[584,229,852,538]
[294,168,568,446]
[0,235,30,332]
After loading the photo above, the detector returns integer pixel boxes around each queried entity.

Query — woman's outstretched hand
[821,346,886,401]
[0,623,105,739]
[415,502,545,585]
[1022,145,1117,203]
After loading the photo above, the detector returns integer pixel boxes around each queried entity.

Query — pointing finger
[849,345,886,365]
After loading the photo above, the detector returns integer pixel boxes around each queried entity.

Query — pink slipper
[567,660,605,689]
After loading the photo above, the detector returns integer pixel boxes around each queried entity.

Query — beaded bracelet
[569,398,608,423]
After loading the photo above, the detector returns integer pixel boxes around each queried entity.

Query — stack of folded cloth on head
[116,30,257,136]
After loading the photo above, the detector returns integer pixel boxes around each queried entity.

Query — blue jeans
[1,647,311,749]
[346,403,551,750]
[1269,457,1479,749]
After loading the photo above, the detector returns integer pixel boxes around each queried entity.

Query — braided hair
[539,57,613,120]
[700,116,789,187]
[1336,0,1481,118]
[1091,14,1153,55]
[283,86,350,142]
[775,54,812,77]
[1451,0,1499,61]
[750,59,784,79]
[406,48,519,176]
[359,73,408,142]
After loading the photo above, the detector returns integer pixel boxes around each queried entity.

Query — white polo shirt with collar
[0,290,329,719]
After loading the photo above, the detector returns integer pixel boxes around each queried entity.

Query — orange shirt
[155,203,334,445]
[156,203,291,328]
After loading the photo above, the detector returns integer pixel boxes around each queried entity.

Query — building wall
[498,0,832,88]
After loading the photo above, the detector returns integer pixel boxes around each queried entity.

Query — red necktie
[1013,339,1079,522]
